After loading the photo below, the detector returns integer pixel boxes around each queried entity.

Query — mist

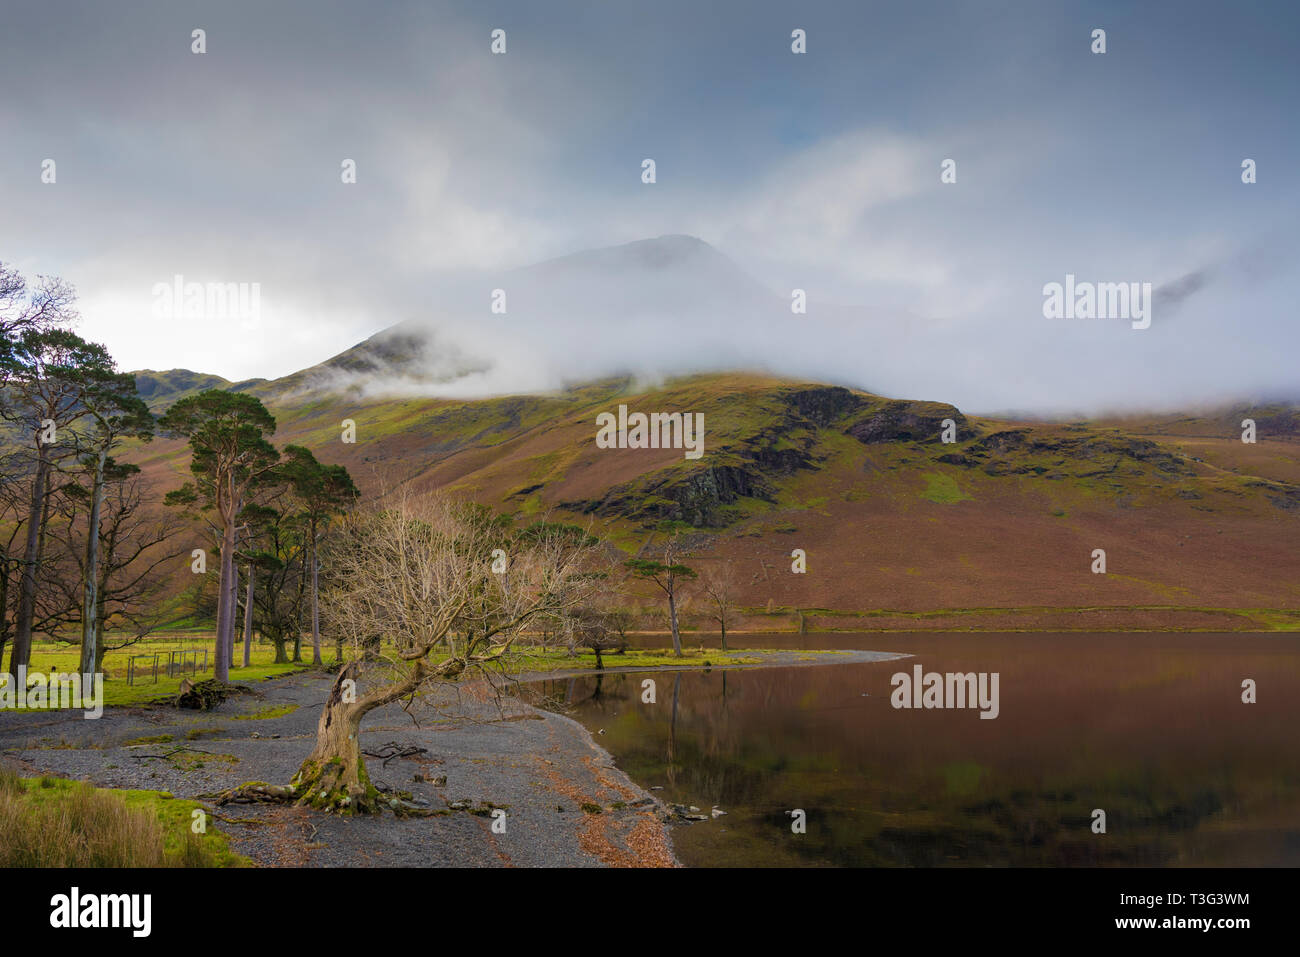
[1,0,1296,416]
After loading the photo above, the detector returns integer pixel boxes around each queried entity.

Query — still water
[526,633,1300,867]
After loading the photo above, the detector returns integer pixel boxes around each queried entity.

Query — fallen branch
[362,741,430,767]
[134,746,214,762]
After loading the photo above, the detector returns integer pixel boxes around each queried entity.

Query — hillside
[128,365,1300,634]
[115,234,1299,634]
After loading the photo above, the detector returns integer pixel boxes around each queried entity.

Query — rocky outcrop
[568,459,777,528]
[955,430,1195,478]
[783,386,865,426]
[844,399,970,445]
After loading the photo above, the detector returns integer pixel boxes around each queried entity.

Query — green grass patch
[0,764,249,867]
[167,751,239,770]
[920,471,971,504]
[233,703,299,721]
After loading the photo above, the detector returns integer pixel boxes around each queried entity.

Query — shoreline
[518,648,910,682]
[0,649,912,867]
[0,668,683,867]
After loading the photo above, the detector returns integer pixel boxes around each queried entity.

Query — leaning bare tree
[282,490,602,813]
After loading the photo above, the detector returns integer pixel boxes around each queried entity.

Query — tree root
[211,812,270,826]
[203,781,297,806]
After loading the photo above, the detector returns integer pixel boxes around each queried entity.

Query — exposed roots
[289,758,382,815]
[205,782,297,805]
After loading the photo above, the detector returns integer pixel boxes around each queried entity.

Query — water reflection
[525,633,1300,867]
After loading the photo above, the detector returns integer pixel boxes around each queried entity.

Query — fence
[125,649,210,686]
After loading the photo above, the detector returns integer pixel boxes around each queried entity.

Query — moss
[185,728,227,741]
[124,734,175,746]
[580,802,603,814]
[233,703,299,721]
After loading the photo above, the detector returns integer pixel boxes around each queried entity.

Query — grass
[919,471,971,505]
[0,763,249,867]
[123,734,175,746]
[164,751,239,770]
[506,646,845,671]
[16,634,312,709]
[233,703,299,720]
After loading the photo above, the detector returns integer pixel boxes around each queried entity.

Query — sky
[0,0,1296,415]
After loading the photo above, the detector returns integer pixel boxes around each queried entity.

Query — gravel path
[0,670,678,868]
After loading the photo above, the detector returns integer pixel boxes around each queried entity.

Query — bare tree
[565,605,632,670]
[699,560,737,650]
[49,468,188,672]
[282,491,603,812]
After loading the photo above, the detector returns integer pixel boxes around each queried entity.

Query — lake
[525,632,1300,866]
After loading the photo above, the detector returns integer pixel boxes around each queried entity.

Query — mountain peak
[525,233,733,276]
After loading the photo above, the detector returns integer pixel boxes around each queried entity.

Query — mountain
[132,369,266,411]
[266,234,904,400]
[122,237,1300,633]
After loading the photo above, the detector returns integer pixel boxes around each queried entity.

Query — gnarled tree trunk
[290,657,457,814]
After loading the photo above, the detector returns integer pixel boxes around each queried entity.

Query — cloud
[1,0,1296,412]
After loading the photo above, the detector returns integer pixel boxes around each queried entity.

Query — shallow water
[527,632,1300,867]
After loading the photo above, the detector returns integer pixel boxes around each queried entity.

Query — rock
[845,400,967,445]
[784,386,864,426]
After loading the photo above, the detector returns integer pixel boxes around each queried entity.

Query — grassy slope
[129,369,1300,630]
